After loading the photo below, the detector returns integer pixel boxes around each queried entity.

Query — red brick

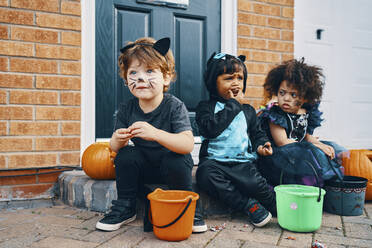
[237,25,251,36]
[238,38,267,49]
[264,0,294,6]
[0,25,8,39]
[0,41,33,57]
[282,30,293,41]
[10,58,58,74]
[38,169,66,183]
[245,86,264,98]
[61,31,81,46]
[253,27,280,39]
[36,76,80,90]
[11,0,59,12]
[60,152,80,165]
[11,183,55,199]
[10,122,59,135]
[237,49,251,60]
[36,13,81,31]
[36,106,80,120]
[245,62,269,74]
[0,89,6,103]
[10,90,58,105]
[36,44,81,60]
[0,106,33,120]
[0,169,37,176]
[8,154,57,168]
[0,174,37,186]
[0,138,33,152]
[35,137,80,151]
[0,0,8,6]
[0,57,8,71]
[253,3,280,16]
[238,13,267,26]
[251,51,281,63]
[282,53,294,61]
[0,9,34,25]
[267,17,293,29]
[0,121,6,135]
[61,122,80,135]
[268,40,293,52]
[61,1,81,16]
[282,7,294,18]
[238,0,252,12]
[11,27,58,44]
[249,74,266,86]
[61,61,81,75]
[243,98,262,109]
[0,186,11,199]
[0,73,33,88]
[61,92,80,105]
[0,155,5,168]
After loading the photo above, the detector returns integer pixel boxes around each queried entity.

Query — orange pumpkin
[342,149,372,200]
[82,142,116,179]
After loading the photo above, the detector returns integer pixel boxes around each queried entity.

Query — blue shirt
[202,102,257,162]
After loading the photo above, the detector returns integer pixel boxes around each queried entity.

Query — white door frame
[81,0,237,153]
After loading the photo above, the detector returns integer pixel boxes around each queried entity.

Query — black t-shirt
[114,93,192,148]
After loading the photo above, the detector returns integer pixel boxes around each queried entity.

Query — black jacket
[196,98,268,162]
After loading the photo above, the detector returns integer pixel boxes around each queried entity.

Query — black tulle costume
[258,103,346,187]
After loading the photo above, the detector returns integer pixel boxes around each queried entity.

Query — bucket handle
[279,151,322,202]
[303,160,322,202]
[148,197,192,229]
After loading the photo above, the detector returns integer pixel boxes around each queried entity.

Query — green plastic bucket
[274,184,326,232]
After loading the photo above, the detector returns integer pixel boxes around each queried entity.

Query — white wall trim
[221,0,237,55]
[81,0,96,154]
[81,0,237,153]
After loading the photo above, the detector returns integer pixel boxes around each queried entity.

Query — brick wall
[237,0,294,109]
[0,0,81,170]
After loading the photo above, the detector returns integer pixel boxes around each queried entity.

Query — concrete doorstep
[57,169,232,217]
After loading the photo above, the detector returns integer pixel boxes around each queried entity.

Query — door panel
[295,0,372,149]
[96,0,221,138]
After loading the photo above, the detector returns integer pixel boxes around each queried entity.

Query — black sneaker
[192,217,208,233]
[96,199,136,231]
[245,198,272,227]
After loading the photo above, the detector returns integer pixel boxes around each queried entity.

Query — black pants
[114,145,194,199]
[196,159,276,213]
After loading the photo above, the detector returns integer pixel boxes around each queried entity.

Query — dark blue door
[96,0,221,138]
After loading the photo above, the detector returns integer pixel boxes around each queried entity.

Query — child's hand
[257,142,273,156]
[229,89,245,104]
[110,128,133,152]
[315,142,335,159]
[129,121,159,141]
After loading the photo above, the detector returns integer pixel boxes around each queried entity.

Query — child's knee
[114,146,142,167]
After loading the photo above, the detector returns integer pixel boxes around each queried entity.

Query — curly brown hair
[263,58,324,105]
[118,37,176,92]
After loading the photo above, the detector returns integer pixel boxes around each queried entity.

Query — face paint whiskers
[128,77,137,89]
[127,77,156,89]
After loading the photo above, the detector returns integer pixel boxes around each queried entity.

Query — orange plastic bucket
[147,188,199,241]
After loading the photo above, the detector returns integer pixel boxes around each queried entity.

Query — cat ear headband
[206,52,246,68]
[120,37,171,57]
[212,52,246,62]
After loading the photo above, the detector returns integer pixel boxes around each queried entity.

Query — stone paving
[1,201,372,248]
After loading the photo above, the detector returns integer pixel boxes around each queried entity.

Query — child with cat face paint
[96,37,207,233]
[258,58,346,187]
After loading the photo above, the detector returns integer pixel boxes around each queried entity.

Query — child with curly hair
[258,58,346,187]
